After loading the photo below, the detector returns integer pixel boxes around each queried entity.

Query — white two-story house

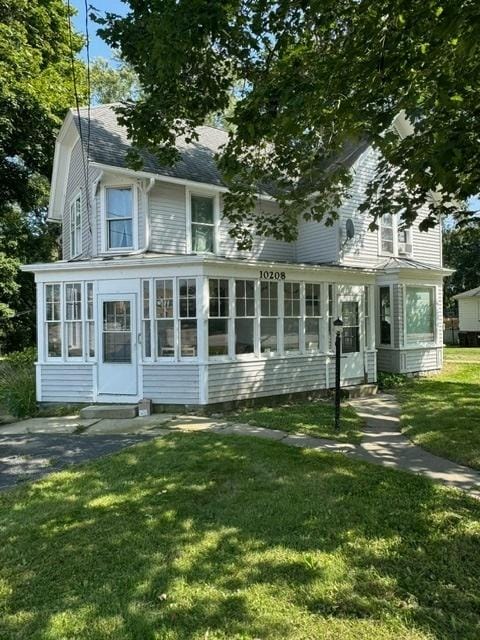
[23,105,451,407]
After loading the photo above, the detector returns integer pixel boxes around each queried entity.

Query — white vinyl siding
[40,364,94,402]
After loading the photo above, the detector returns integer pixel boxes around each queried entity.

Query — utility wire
[66,0,93,246]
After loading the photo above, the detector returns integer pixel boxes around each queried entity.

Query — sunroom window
[45,284,62,358]
[305,283,321,351]
[70,195,82,257]
[379,286,392,345]
[155,279,175,358]
[65,283,82,357]
[178,278,197,357]
[106,187,133,249]
[208,278,229,356]
[235,279,255,355]
[260,281,278,354]
[191,195,215,253]
[284,282,301,352]
[406,286,435,343]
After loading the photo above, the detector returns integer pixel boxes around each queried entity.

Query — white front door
[97,294,138,397]
[339,295,364,382]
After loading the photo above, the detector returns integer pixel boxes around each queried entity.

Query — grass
[225,399,364,443]
[444,346,480,363]
[398,348,480,470]
[1,432,480,639]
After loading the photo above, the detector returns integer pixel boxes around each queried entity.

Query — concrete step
[80,404,138,420]
[341,384,378,399]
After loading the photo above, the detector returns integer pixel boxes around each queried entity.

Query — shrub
[377,371,409,391]
[0,347,37,418]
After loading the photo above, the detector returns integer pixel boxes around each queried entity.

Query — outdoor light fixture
[333,317,344,431]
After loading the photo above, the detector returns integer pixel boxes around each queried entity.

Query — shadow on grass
[399,374,480,470]
[0,433,479,639]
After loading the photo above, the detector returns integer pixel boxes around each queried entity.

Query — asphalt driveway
[0,433,153,491]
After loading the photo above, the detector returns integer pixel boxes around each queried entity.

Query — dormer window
[188,192,218,253]
[69,194,82,257]
[379,214,413,257]
[106,187,133,250]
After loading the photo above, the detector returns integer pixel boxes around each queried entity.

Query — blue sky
[71,0,127,61]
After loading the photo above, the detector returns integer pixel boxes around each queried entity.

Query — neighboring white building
[453,287,480,347]
[23,105,451,407]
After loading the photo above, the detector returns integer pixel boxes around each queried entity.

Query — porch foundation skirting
[36,353,377,407]
[377,345,443,374]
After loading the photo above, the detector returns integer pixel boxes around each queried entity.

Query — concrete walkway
[1,397,480,497]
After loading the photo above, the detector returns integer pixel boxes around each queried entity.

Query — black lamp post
[333,317,344,432]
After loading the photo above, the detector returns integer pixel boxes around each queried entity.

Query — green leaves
[97,0,480,243]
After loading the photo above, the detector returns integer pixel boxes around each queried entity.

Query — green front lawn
[1,433,480,640]
[226,399,364,443]
[398,348,480,469]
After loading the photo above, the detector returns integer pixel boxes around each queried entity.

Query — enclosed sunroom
[25,255,379,407]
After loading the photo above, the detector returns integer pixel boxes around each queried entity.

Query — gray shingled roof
[73,104,229,187]
[73,104,369,192]
[375,257,442,271]
[453,286,480,299]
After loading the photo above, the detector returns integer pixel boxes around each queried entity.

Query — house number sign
[259,270,286,280]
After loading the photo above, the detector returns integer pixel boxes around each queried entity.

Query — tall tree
[96,0,479,248]
[443,223,480,314]
[90,56,141,104]
[0,0,84,349]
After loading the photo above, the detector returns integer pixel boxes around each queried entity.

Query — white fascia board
[89,161,276,202]
[48,111,80,221]
[21,255,378,285]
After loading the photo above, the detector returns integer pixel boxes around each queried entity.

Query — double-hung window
[178,279,197,357]
[379,286,392,345]
[70,195,82,257]
[284,282,301,352]
[327,284,334,351]
[305,283,322,351]
[190,194,216,253]
[380,214,394,255]
[406,286,435,344]
[106,187,133,250]
[208,278,229,357]
[45,284,62,358]
[260,282,278,354]
[65,283,82,358]
[235,280,255,355]
[155,279,175,358]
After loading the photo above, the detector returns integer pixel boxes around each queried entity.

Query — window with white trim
[327,284,334,351]
[379,286,392,345]
[142,280,152,359]
[45,284,62,358]
[155,279,175,358]
[305,283,322,351]
[364,285,371,349]
[208,278,229,357]
[284,282,301,352]
[65,283,82,357]
[69,195,82,257]
[235,279,255,355]
[106,187,133,249]
[260,281,278,354]
[406,286,435,344]
[190,194,215,253]
[86,282,95,359]
[380,214,413,257]
[178,278,197,357]
[380,214,394,255]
